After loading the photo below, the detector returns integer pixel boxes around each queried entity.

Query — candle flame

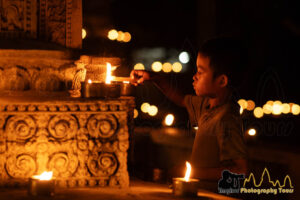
[106,62,112,84]
[88,79,92,84]
[32,171,53,180]
[123,81,130,84]
[184,161,191,181]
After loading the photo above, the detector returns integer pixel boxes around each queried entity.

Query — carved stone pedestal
[0,96,134,188]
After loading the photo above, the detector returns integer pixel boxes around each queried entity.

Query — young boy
[130,37,248,182]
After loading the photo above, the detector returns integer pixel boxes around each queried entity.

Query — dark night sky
[83,0,300,104]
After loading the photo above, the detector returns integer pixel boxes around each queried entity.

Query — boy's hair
[199,37,247,87]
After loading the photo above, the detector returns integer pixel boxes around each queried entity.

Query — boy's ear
[218,74,228,87]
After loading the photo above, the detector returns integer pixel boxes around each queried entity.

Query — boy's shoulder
[184,94,208,108]
[214,99,241,124]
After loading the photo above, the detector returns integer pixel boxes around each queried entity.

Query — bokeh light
[179,51,190,63]
[246,100,255,111]
[151,61,162,72]
[164,114,175,126]
[274,100,282,105]
[272,101,282,115]
[108,29,118,40]
[123,32,131,42]
[240,107,243,114]
[162,62,172,73]
[117,31,125,41]
[291,104,300,115]
[148,105,158,116]
[266,100,274,106]
[289,103,294,111]
[134,109,139,118]
[134,63,145,70]
[253,107,264,118]
[248,128,256,136]
[172,62,182,73]
[82,28,87,39]
[141,102,150,113]
[263,104,272,114]
[238,99,248,109]
[281,103,290,114]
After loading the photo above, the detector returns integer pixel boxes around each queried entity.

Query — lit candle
[120,80,135,96]
[81,79,102,98]
[28,171,55,196]
[172,162,199,197]
[103,62,120,98]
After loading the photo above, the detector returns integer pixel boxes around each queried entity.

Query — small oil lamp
[82,79,103,98]
[102,62,120,98]
[172,162,199,197]
[120,80,135,96]
[28,171,55,196]
[81,63,120,98]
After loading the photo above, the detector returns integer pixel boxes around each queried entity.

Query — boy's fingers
[130,70,148,85]
[137,77,145,84]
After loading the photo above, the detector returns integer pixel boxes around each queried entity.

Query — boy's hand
[130,70,151,86]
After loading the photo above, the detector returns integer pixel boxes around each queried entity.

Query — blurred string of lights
[134,100,298,127]
[140,102,158,116]
[238,99,300,118]
[135,100,298,137]
[133,51,188,73]
[107,29,131,42]
[134,61,183,73]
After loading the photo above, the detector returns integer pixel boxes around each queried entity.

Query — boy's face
[193,52,219,97]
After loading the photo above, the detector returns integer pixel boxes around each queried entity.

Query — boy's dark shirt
[184,94,247,169]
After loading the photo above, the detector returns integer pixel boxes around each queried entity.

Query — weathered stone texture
[0,0,82,48]
[0,49,77,92]
[0,97,135,188]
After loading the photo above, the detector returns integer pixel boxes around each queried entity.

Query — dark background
[82,0,300,146]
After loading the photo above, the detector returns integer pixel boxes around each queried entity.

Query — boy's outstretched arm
[130,70,186,107]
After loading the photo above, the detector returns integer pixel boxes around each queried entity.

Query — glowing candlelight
[120,80,134,96]
[184,162,191,181]
[29,171,55,196]
[32,171,53,180]
[172,161,199,197]
[164,114,175,126]
[88,79,92,84]
[105,62,112,84]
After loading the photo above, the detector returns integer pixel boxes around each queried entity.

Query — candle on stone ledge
[81,79,103,98]
[81,63,120,98]
[28,171,55,196]
[172,162,199,197]
[103,62,120,98]
[120,81,135,96]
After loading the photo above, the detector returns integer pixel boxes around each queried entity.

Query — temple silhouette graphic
[243,168,293,188]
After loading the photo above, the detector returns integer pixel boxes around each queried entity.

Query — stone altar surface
[0,179,239,200]
[0,0,82,49]
[0,96,135,188]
